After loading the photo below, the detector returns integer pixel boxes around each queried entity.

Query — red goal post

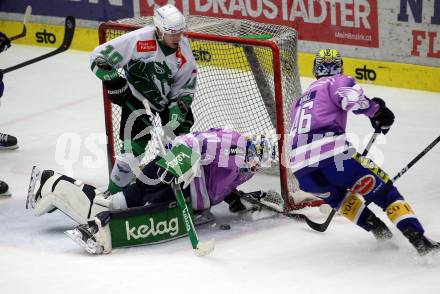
[98,16,323,210]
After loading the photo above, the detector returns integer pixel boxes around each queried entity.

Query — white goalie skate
[26,166,41,209]
[65,225,103,255]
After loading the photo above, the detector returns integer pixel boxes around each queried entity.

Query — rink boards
[1,19,439,93]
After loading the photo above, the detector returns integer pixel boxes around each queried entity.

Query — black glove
[224,190,247,213]
[104,77,130,106]
[370,97,395,134]
[0,32,11,53]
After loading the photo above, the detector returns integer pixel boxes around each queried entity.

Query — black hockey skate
[364,213,393,240]
[0,133,18,150]
[0,180,11,197]
[403,227,440,256]
[65,224,103,254]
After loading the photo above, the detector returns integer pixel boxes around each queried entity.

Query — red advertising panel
[140,0,379,48]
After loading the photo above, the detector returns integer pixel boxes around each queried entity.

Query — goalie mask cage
[98,16,323,210]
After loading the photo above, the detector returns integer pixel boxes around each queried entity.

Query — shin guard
[338,192,365,224]
[386,200,424,233]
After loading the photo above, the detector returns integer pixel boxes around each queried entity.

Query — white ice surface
[1,45,440,294]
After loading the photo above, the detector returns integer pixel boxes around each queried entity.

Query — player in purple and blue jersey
[289,49,439,255]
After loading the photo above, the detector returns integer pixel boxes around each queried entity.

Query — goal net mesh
[100,15,322,209]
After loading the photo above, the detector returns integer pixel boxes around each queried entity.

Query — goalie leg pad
[34,173,99,224]
[94,213,112,254]
[90,191,128,218]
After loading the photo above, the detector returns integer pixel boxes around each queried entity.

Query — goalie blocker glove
[370,97,395,134]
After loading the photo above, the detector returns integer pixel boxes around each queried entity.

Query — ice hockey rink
[1,45,439,294]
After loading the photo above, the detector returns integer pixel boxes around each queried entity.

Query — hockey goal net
[98,16,323,210]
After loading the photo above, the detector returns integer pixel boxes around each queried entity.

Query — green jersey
[91,26,197,112]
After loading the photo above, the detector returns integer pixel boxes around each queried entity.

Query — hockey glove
[168,96,191,125]
[224,190,247,213]
[369,97,395,134]
[103,77,130,106]
[173,108,193,136]
[91,56,120,81]
[0,32,11,53]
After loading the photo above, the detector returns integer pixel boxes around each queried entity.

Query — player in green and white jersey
[90,4,197,193]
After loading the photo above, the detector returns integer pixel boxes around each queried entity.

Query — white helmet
[153,4,186,35]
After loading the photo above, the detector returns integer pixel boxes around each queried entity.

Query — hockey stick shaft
[125,100,213,255]
[391,135,440,182]
[362,132,379,156]
[9,5,32,41]
[2,16,75,74]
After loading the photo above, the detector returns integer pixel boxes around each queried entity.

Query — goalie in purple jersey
[27,128,279,231]
[289,49,439,255]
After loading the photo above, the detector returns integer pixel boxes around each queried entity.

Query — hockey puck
[219,224,231,230]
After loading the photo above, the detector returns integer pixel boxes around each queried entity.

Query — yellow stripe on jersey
[352,153,390,183]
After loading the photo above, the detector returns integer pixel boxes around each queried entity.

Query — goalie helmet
[245,135,276,170]
[313,49,343,79]
[153,4,186,35]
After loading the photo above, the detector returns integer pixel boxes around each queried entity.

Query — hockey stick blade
[9,5,32,41]
[302,209,337,232]
[2,16,75,74]
[194,238,215,257]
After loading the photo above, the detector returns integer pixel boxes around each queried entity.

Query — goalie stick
[1,16,75,74]
[310,134,440,233]
[9,5,32,41]
[125,100,215,257]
